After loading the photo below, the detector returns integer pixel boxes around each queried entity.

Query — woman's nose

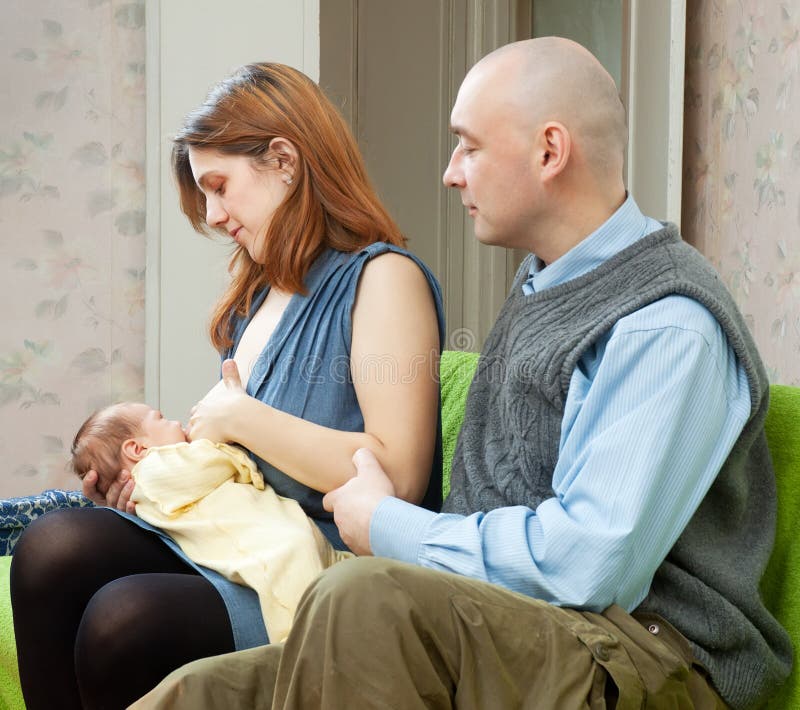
[205,197,228,226]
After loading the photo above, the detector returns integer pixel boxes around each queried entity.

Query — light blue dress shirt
[371,195,751,613]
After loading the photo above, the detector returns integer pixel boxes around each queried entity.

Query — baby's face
[126,403,187,447]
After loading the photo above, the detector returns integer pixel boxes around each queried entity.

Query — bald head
[467,37,627,181]
[444,37,628,256]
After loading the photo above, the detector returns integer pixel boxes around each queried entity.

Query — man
[136,37,790,709]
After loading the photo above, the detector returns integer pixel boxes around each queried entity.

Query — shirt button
[594,643,611,662]
[648,623,660,635]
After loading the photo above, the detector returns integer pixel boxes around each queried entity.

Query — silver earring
[285,176,293,185]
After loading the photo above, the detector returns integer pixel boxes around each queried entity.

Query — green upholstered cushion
[762,385,800,709]
[439,352,798,707]
[440,350,480,496]
[0,556,22,710]
[0,358,794,708]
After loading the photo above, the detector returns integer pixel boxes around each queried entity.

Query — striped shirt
[370,195,751,612]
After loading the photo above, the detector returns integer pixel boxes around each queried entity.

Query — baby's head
[71,402,186,495]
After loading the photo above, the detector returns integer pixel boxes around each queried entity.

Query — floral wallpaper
[0,1,146,496]
[683,0,800,385]
[0,0,796,498]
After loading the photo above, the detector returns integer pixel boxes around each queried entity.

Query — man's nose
[442,148,464,188]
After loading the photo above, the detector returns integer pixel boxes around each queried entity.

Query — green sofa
[0,350,796,708]
[441,351,800,709]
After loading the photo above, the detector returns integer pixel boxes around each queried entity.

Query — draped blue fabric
[115,243,445,649]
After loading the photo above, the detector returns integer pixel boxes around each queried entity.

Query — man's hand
[187,359,247,443]
[82,469,136,514]
[322,448,396,556]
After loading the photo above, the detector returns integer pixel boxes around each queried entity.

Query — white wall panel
[145,0,319,419]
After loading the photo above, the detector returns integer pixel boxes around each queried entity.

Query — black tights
[10,508,235,710]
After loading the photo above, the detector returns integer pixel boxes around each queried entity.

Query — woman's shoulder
[362,248,426,277]
[353,249,443,342]
[314,243,444,337]
[319,243,438,293]
[357,248,439,303]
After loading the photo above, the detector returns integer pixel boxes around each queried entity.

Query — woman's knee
[11,508,99,595]
[75,573,235,706]
[75,577,147,668]
[76,572,233,671]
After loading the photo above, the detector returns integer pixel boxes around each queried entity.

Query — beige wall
[0,0,319,497]
[149,0,320,422]
[683,0,800,385]
[0,1,147,496]
[1,0,797,498]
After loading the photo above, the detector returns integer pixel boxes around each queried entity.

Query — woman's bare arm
[186,253,440,503]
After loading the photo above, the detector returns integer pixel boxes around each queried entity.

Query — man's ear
[267,137,299,178]
[121,438,148,463]
[538,121,571,182]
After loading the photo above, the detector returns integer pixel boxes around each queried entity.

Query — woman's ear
[121,438,148,464]
[267,137,299,181]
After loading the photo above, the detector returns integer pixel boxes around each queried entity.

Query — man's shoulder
[607,295,733,366]
[612,294,722,339]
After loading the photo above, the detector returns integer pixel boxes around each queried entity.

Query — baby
[71,402,350,643]
[72,403,187,497]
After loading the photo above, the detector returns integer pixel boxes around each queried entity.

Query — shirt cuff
[370,496,438,564]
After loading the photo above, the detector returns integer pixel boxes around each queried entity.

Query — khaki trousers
[132,557,727,709]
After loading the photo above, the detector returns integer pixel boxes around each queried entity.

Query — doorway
[319,0,685,351]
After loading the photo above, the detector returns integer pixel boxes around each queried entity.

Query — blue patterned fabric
[0,489,93,556]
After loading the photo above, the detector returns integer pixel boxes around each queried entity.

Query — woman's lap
[111,507,269,649]
[10,507,238,709]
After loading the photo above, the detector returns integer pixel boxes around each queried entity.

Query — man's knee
[306,556,403,597]
[300,557,429,624]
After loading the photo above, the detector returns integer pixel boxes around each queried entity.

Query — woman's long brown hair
[172,63,407,354]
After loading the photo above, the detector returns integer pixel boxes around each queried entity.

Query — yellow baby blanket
[131,440,349,643]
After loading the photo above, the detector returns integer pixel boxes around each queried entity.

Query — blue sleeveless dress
[115,243,445,649]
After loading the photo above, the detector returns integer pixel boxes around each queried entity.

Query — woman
[11,63,444,709]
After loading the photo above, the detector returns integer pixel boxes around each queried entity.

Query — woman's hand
[186,359,249,443]
[81,469,137,514]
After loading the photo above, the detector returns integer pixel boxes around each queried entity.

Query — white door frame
[145,0,686,402]
[144,0,319,416]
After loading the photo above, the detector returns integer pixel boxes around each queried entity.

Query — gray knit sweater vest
[443,225,791,709]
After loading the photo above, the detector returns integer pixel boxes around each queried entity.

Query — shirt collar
[523,194,663,295]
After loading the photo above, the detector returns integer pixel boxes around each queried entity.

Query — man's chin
[473,228,505,248]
